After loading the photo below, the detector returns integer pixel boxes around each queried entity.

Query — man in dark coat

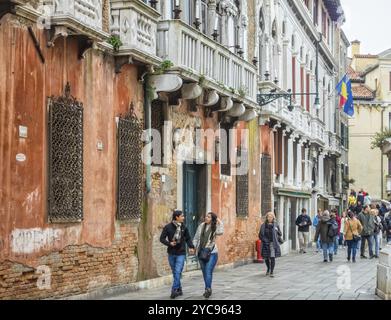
[357,205,375,259]
[295,208,312,254]
[160,210,195,298]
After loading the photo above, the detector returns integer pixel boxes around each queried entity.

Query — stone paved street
[105,247,381,300]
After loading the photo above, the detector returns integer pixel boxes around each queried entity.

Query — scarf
[172,221,182,243]
[200,223,214,249]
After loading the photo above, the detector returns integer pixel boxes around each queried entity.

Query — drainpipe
[381,105,385,199]
[142,72,152,193]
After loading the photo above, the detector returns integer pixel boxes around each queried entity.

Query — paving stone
[102,249,379,301]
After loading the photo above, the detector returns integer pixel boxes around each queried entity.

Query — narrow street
[105,248,380,300]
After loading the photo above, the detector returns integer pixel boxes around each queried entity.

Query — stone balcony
[157,19,257,106]
[110,0,161,65]
[327,131,342,156]
[39,0,108,43]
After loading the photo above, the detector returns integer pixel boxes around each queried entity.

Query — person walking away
[295,208,312,253]
[193,212,224,299]
[314,211,335,262]
[340,211,348,248]
[344,211,363,263]
[160,210,195,299]
[329,212,339,257]
[364,193,372,206]
[348,191,357,211]
[259,212,282,277]
[313,209,322,252]
[332,209,342,255]
[357,205,375,259]
[372,209,383,258]
[355,201,363,217]
[357,190,365,207]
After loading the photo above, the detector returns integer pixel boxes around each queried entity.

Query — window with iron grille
[236,148,249,217]
[48,83,83,223]
[117,107,143,220]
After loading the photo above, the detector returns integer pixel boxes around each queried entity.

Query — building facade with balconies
[0,0,349,298]
[255,0,347,253]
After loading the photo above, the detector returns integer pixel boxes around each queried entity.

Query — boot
[170,290,180,299]
[329,253,333,262]
[203,288,212,299]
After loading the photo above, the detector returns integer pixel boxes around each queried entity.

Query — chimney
[351,40,361,56]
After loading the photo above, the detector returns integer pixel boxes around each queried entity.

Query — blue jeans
[168,254,186,292]
[360,235,374,257]
[321,242,334,261]
[199,253,218,289]
[334,236,339,254]
[346,239,358,261]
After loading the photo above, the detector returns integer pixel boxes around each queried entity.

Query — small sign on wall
[19,126,28,138]
[16,153,26,162]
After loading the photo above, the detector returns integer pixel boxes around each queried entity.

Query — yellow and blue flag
[336,75,354,116]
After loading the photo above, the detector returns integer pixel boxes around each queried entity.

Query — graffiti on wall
[10,227,80,254]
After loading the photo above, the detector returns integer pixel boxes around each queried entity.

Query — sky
[341,0,391,56]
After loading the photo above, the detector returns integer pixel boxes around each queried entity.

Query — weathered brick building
[0,0,349,299]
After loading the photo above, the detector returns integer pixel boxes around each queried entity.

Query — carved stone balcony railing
[110,0,161,65]
[157,19,257,104]
[311,117,326,146]
[327,132,342,156]
[40,0,108,42]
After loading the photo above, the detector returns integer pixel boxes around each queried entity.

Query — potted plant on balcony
[108,35,123,52]
[371,129,391,150]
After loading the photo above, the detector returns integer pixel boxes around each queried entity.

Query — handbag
[349,220,361,242]
[198,245,215,262]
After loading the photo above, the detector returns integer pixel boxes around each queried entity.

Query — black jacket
[160,222,195,256]
[295,214,312,232]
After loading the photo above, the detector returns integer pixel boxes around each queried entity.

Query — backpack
[328,220,338,238]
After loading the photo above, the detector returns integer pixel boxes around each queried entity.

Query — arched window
[272,19,277,39]
[291,34,296,50]
[259,8,265,32]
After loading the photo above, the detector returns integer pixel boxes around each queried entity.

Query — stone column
[280,130,285,184]
[296,140,303,188]
[376,245,391,300]
[318,152,325,193]
[208,0,217,36]
[304,146,310,188]
[287,135,294,186]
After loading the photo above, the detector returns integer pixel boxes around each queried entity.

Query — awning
[275,188,312,199]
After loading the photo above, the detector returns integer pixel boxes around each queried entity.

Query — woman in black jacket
[259,212,282,277]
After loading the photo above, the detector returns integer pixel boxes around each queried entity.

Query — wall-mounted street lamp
[257,32,323,112]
